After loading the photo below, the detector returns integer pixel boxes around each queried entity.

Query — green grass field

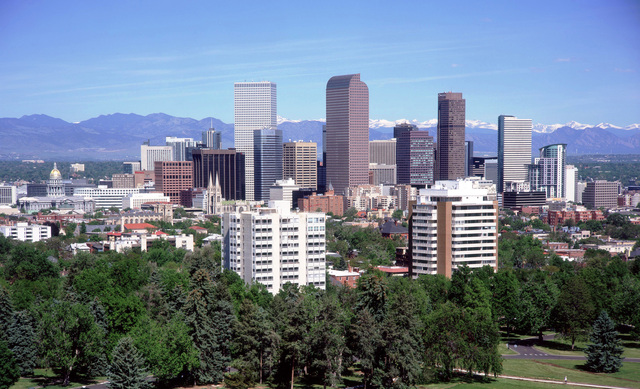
[534,333,640,359]
[10,369,105,389]
[501,359,640,388]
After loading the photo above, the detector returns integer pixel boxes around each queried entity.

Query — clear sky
[1,0,638,126]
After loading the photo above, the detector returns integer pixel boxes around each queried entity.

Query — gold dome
[50,163,62,180]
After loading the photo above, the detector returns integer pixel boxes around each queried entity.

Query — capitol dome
[50,163,62,180]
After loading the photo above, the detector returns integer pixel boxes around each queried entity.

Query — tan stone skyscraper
[283,141,317,190]
[325,74,369,195]
[436,92,466,180]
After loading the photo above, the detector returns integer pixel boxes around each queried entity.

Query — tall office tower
[141,143,173,171]
[411,179,498,278]
[393,122,415,140]
[528,143,567,199]
[202,128,222,149]
[369,139,396,165]
[254,128,283,201]
[234,81,277,201]
[222,201,326,294]
[565,165,578,202]
[0,185,17,205]
[192,149,245,200]
[436,92,466,180]
[165,137,198,161]
[396,128,434,186]
[582,180,619,209]
[123,161,141,174]
[497,115,532,193]
[325,74,369,195]
[464,141,474,177]
[154,161,194,204]
[283,141,317,190]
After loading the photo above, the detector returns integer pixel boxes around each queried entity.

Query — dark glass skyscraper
[192,149,245,200]
[436,92,466,180]
[396,125,434,186]
[254,128,283,201]
[325,74,369,195]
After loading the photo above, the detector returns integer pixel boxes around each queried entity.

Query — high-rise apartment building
[397,128,434,186]
[583,181,619,209]
[436,92,466,180]
[325,74,369,195]
[369,139,396,166]
[565,165,578,202]
[529,144,567,199]
[192,149,245,200]
[283,141,317,190]
[141,144,173,171]
[154,161,194,204]
[411,179,498,278]
[254,128,283,201]
[222,201,326,294]
[234,81,277,201]
[498,115,532,193]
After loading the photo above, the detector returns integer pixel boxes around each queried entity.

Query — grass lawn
[534,333,640,359]
[501,359,640,388]
[10,369,105,389]
[497,342,517,355]
[419,377,564,388]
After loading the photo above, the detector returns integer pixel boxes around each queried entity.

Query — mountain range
[1,113,639,160]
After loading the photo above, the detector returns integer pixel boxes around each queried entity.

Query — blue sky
[1,0,638,125]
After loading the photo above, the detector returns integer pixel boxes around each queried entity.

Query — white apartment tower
[498,115,532,193]
[234,81,277,201]
[565,165,578,202]
[222,201,326,294]
[411,179,498,278]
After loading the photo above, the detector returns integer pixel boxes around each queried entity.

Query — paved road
[504,334,640,362]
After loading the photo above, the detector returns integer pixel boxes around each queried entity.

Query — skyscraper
[192,149,246,200]
[234,81,277,201]
[528,144,567,199]
[154,161,193,204]
[464,141,474,177]
[498,115,532,193]
[325,74,369,195]
[165,136,197,161]
[396,128,434,186]
[436,92,466,180]
[254,128,283,201]
[283,141,317,190]
[202,127,222,149]
[140,143,173,171]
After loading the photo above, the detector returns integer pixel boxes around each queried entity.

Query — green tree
[232,300,275,385]
[516,278,559,341]
[0,286,13,340]
[0,341,20,389]
[35,298,106,386]
[7,311,37,376]
[107,336,151,389]
[552,277,596,349]
[491,270,520,335]
[585,311,623,373]
[350,309,383,389]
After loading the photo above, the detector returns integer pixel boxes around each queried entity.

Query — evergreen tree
[7,311,37,376]
[0,285,14,342]
[586,311,624,373]
[0,341,20,389]
[107,336,151,389]
[233,299,275,385]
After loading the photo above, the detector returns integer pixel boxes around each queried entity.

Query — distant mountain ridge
[0,113,638,160]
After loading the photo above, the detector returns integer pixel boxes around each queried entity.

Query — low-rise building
[0,222,51,242]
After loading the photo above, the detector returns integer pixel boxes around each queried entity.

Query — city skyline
[0,1,638,126]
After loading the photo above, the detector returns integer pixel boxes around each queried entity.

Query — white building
[74,186,141,209]
[0,185,17,205]
[0,222,51,242]
[565,165,578,202]
[165,136,198,161]
[498,115,532,193]
[123,192,170,210]
[141,144,173,171]
[234,81,277,201]
[222,200,326,293]
[269,178,300,210]
[411,179,498,278]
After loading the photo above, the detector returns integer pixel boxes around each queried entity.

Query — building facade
[141,144,173,171]
[565,165,578,203]
[0,223,51,242]
[222,201,326,294]
[165,137,198,161]
[192,149,246,200]
[0,185,17,206]
[411,179,498,278]
[369,164,397,185]
[583,180,619,209]
[234,81,277,201]
[112,174,135,188]
[396,128,435,186]
[529,144,567,199]
[283,141,317,190]
[497,115,532,193]
[369,139,396,166]
[436,92,466,180]
[254,128,283,201]
[202,128,222,149]
[325,74,369,195]
[154,161,194,205]
[298,187,345,216]
[74,187,140,209]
